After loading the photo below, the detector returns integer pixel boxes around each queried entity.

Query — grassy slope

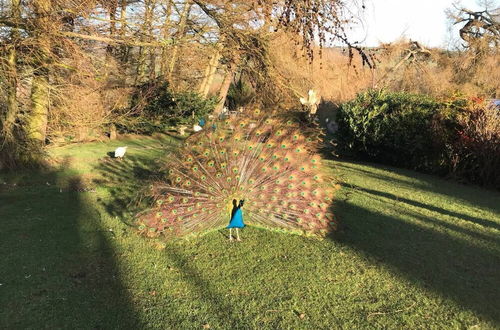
[1,135,499,329]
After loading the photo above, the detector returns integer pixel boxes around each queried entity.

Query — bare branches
[0,16,27,31]
[0,0,379,168]
[61,31,163,47]
[449,6,500,49]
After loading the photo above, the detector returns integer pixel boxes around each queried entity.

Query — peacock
[136,109,339,238]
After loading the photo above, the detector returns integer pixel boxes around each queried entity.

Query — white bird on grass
[114,146,128,159]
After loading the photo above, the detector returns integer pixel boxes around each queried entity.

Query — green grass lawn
[1,135,499,329]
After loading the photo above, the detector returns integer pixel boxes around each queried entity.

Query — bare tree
[167,0,193,84]
[2,0,20,138]
[449,5,500,50]
[27,0,53,144]
[0,0,373,168]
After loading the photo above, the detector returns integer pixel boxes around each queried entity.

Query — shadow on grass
[164,243,250,328]
[92,135,178,225]
[349,184,500,231]
[90,134,179,223]
[354,187,499,245]
[333,160,500,213]
[330,189,500,323]
[93,153,165,223]
[0,159,140,328]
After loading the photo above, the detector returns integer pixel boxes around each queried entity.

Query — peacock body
[136,109,339,238]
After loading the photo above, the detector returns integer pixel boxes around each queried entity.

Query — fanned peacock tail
[136,109,339,238]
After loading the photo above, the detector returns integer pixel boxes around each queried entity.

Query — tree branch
[60,31,164,47]
[0,17,26,30]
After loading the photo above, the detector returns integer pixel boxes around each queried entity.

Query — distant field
[1,135,499,328]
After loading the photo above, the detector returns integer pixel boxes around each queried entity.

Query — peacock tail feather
[136,109,339,238]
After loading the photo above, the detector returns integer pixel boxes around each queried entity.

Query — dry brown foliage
[266,37,499,109]
[1,0,498,170]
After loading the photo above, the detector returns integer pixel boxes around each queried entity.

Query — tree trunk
[135,0,154,84]
[2,0,20,136]
[149,48,157,80]
[4,44,18,132]
[28,71,50,143]
[167,0,192,84]
[261,4,272,32]
[135,46,146,84]
[147,1,157,80]
[120,0,126,34]
[198,58,213,96]
[214,64,236,115]
[28,0,52,145]
[160,0,173,77]
[119,0,129,62]
[199,45,221,97]
[107,1,117,54]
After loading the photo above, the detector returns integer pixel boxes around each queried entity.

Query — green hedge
[335,90,500,188]
[336,90,455,172]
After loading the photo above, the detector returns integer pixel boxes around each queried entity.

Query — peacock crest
[136,109,339,238]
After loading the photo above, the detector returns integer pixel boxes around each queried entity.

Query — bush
[335,90,458,171]
[117,81,217,134]
[226,79,256,111]
[449,102,500,188]
[335,90,500,188]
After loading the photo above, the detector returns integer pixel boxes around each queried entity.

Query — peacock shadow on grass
[92,136,181,225]
[328,177,500,323]
[93,153,164,224]
[0,158,140,328]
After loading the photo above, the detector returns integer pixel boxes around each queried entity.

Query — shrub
[335,90,459,172]
[116,81,217,134]
[449,102,500,188]
[335,90,500,188]
[226,79,256,111]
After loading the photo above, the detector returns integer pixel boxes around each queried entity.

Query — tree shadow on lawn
[354,187,499,245]
[349,184,500,232]
[330,188,500,324]
[0,160,140,328]
[163,243,250,328]
[332,160,500,214]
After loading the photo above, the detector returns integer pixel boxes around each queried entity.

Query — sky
[347,0,498,48]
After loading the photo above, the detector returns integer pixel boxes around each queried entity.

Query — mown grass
[1,135,499,329]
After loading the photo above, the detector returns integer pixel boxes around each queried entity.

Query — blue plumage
[227,208,244,228]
